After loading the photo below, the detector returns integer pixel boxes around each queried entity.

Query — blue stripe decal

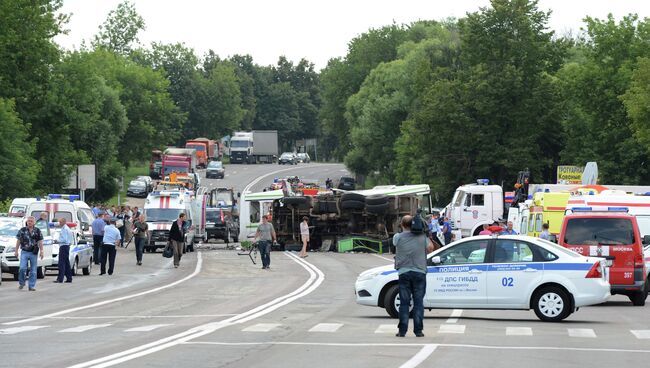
[380,262,593,275]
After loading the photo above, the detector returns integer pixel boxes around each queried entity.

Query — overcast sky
[54,0,650,70]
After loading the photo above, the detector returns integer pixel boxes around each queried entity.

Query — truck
[239,184,433,253]
[150,150,163,179]
[161,148,198,176]
[185,138,217,168]
[229,130,278,164]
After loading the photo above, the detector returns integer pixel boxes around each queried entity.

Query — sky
[54,0,650,70]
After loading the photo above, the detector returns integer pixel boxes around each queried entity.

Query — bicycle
[237,240,258,265]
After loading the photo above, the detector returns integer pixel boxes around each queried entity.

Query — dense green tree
[622,57,650,152]
[92,0,145,56]
[0,99,40,200]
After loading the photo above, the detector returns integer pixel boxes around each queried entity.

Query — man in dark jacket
[168,213,186,268]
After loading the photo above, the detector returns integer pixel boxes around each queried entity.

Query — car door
[487,239,544,307]
[426,239,490,307]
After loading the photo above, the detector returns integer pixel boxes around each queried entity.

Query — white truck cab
[447,180,504,238]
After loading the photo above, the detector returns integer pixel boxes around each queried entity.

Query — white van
[25,194,96,241]
[8,198,38,217]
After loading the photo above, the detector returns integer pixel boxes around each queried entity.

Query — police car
[45,223,93,276]
[355,235,611,322]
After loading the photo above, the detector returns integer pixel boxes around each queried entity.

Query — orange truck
[186,138,217,168]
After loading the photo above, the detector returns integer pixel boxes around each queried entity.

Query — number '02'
[501,277,514,287]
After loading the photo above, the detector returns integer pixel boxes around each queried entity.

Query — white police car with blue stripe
[355,235,611,321]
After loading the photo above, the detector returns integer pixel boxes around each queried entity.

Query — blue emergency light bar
[477,179,489,185]
[607,207,629,212]
[571,206,629,213]
[571,207,593,211]
[47,194,80,201]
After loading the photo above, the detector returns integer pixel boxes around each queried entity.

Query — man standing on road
[133,214,148,266]
[393,215,434,337]
[168,213,187,268]
[54,217,73,283]
[101,218,121,275]
[299,216,309,258]
[15,216,44,291]
[91,213,106,265]
[255,215,276,269]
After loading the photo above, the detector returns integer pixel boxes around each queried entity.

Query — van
[559,210,648,305]
[8,198,38,217]
[25,194,96,241]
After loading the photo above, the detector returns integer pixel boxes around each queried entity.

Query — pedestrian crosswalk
[1,322,649,341]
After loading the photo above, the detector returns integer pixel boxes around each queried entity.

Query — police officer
[101,218,121,275]
[54,217,73,283]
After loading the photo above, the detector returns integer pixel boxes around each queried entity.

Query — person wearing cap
[100,217,121,275]
[54,217,73,283]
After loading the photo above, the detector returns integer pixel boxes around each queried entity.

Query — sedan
[278,152,297,165]
[206,161,225,179]
[0,217,54,280]
[355,235,610,322]
[126,180,148,198]
[296,153,310,163]
[45,226,93,276]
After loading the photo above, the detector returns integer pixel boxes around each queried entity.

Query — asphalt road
[2,162,650,368]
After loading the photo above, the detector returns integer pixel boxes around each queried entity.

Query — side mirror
[643,235,650,245]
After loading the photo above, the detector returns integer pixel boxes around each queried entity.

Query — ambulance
[520,192,570,238]
[143,188,208,252]
[25,194,95,241]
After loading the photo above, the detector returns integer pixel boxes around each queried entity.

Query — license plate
[155,241,167,246]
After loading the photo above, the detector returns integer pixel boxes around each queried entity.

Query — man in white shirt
[299,216,309,258]
[55,217,73,283]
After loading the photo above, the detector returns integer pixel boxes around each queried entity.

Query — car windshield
[208,161,223,169]
[281,153,293,158]
[163,165,188,175]
[0,222,20,236]
[187,144,205,151]
[206,210,223,223]
[144,208,184,222]
[564,218,635,245]
[230,140,250,148]
[215,192,233,206]
[130,181,146,187]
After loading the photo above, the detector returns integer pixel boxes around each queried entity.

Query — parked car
[0,216,54,280]
[205,207,239,243]
[296,153,311,163]
[337,176,356,190]
[127,180,148,198]
[356,235,611,322]
[278,152,297,165]
[135,175,154,192]
[206,160,225,179]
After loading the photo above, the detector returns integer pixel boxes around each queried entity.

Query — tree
[0,99,39,200]
[92,1,145,55]
[622,57,650,152]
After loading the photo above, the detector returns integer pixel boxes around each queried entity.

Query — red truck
[150,150,163,179]
[186,138,217,168]
[161,148,198,177]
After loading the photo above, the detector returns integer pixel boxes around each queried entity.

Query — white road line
[125,324,172,332]
[0,326,48,335]
[399,344,437,368]
[68,251,325,368]
[242,323,282,332]
[309,323,343,333]
[59,324,112,333]
[631,330,650,339]
[506,327,533,336]
[568,328,597,338]
[375,324,397,334]
[371,254,393,262]
[4,252,203,326]
[446,309,463,324]
[439,324,465,334]
[183,341,650,354]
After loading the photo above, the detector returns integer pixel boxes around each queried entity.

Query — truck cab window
[472,194,484,206]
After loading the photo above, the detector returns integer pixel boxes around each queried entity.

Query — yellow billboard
[557,165,584,184]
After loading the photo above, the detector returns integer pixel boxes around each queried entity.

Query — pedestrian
[429,213,443,249]
[117,208,126,247]
[91,212,106,265]
[133,206,141,218]
[133,214,148,265]
[15,216,44,291]
[500,221,518,235]
[100,217,121,275]
[442,216,452,245]
[539,223,550,240]
[255,215,276,269]
[299,216,309,258]
[393,215,434,337]
[168,213,187,268]
[478,224,492,235]
[54,217,73,283]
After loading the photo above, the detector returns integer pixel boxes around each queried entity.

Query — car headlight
[5,246,16,254]
[357,270,383,282]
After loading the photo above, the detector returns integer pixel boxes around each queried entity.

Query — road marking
[68,251,325,368]
[0,326,48,335]
[446,309,463,323]
[375,324,397,334]
[4,253,203,326]
[309,323,343,333]
[184,340,650,354]
[631,330,650,339]
[506,327,533,336]
[400,344,437,368]
[568,328,597,338]
[0,314,238,320]
[439,324,465,334]
[242,323,281,332]
[125,324,172,332]
[371,254,393,262]
[60,324,112,333]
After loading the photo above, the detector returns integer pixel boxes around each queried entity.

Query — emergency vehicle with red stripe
[25,194,95,241]
[143,188,208,252]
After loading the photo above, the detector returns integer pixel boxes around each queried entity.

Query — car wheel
[72,258,79,276]
[383,284,412,319]
[629,280,648,306]
[13,272,18,281]
[37,266,45,279]
[532,286,571,322]
[82,259,92,275]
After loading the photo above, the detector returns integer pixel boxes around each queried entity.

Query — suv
[296,153,310,163]
[560,210,648,306]
[337,176,356,190]
[205,207,239,244]
[206,160,225,179]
